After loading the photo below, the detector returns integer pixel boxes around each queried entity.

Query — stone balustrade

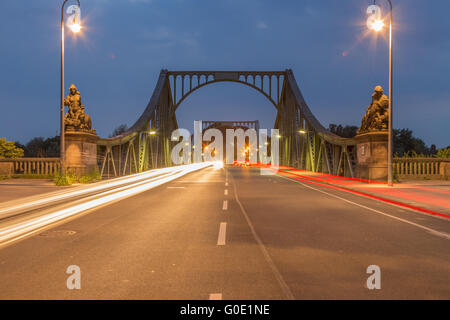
[394,158,449,179]
[0,158,60,176]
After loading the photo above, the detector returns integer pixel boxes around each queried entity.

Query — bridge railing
[0,158,61,176]
[394,157,449,179]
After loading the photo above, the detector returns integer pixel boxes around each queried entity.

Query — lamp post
[60,0,82,175]
[367,0,394,186]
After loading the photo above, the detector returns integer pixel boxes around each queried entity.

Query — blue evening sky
[0,0,449,147]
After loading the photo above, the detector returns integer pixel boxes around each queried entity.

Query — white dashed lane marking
[217,222,227,246]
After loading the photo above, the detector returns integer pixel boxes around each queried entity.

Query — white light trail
[0,162,213,246]
[0,164,207,219]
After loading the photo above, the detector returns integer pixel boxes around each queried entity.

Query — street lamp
[367,0,394,186]
[60,0,82,175]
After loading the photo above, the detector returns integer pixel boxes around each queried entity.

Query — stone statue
[64,84,94,133]
[357,86,389,135]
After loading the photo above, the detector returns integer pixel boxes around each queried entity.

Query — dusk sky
[0,0,449,147]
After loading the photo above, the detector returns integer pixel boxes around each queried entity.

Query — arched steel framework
[97,69,356,177]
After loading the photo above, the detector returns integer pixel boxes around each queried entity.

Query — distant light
[276,135,281,139]
[149,131,157,135]
[213,161,224,170]
[298,130,306,134]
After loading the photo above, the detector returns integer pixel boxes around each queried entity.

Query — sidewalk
[277,167,450,218]
[0,178,71,203]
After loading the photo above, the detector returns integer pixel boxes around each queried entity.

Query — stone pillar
[355,131,388,181]
[440,160,450,179]
[65,130,98,175]
[0,162,13,177]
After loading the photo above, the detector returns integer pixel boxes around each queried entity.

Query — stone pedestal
[65,130,98,175]
[355,131,388,181]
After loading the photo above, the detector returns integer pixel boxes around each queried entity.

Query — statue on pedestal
[64,84,94,133]
[357,86,389,135]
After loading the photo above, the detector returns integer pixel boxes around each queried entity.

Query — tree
[25,137,46,157]
[328,124,358,138]
[21,136,60,157]
[41,136,60,157]
[328,124,439,157]
[0,138,24,158]
[436,148,450,158]
[429,144,437,155]
[393,128,429,156]
[110,124,128,138]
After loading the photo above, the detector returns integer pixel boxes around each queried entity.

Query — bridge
[0,69,449,300]
[96,69,356,178]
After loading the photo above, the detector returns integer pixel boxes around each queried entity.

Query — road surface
[0,166,449,299]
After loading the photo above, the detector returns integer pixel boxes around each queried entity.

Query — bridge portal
[97,69,357,178]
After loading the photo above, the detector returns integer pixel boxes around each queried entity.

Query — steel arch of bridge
[169,71,284,110]
[97,69,356,178]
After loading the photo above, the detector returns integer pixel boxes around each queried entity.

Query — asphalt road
[0,166,449,299]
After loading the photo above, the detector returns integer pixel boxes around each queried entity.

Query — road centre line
[217,222,227,245]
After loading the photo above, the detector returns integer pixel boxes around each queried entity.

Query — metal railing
[394,158,449,179]
[0,158,61,176]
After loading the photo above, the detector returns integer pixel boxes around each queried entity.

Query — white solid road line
[209,293,222,300]
[224,189,228,196]
[217,222,227,246]
[222,200,228,210]
[279,175,450,241]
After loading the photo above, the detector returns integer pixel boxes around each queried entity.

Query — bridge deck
[0,166,448,299]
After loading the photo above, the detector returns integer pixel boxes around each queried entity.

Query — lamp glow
[371,19,384,32]
[70,23,81,33]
